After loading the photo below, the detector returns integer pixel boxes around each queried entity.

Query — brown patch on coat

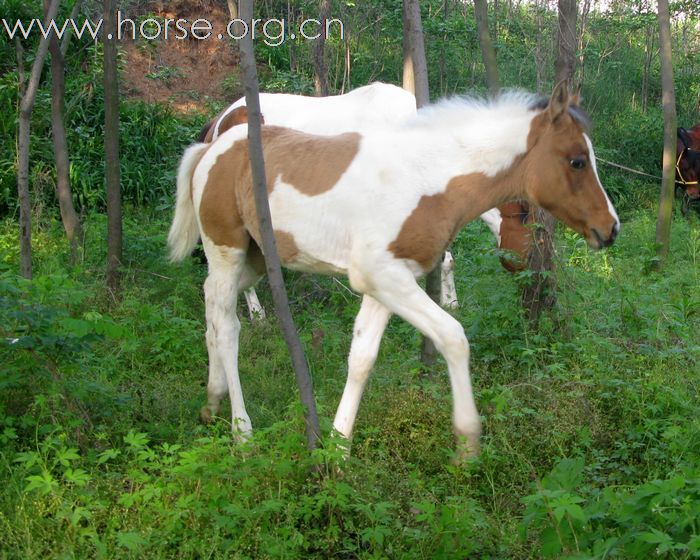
[198,126,360,251]
[274,230,300,263]
[261,126,361,196]
[388,172,518,271]
[387,110,557,272]
[199,106,265,143]
[497,201,535,273]
[198,138,251,249]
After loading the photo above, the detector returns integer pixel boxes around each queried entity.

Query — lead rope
[596,155,698,187]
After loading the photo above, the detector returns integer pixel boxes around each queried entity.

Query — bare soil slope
[120,0,240,113]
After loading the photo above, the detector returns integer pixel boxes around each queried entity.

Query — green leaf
[59,317,93,338]
[116,531,148,551]
[64,468,91,487]
[540,526,562,557]
[25,471,58,495]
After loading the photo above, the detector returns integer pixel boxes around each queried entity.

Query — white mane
[403,90,543,130]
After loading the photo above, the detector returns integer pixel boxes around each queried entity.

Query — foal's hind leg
[369,266,481,459]
[333,295,392,441]
[200,246,252,438]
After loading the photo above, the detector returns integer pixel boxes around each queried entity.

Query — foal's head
[523,82,619,249]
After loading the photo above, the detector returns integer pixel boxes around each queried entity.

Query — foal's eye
[570,157,587,170]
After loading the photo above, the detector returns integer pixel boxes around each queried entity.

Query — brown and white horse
[168,82,619,458]
[199,83,537,316]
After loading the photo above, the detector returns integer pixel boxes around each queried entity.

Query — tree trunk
[402,3,415,93]
[554,0,577,89]
[576,0,592,86]
[61,0,84,57]
[226,0,239,53]
[521,208,557,324]
[16,0,61,279]
[522,0,576,328]
[641,23,653,112]
[438,0,449,95]
[104,0,122,294]
[239,0,321,451]
[313,0,331,96]
[655,0,676,268]
[534,0,546,93]
[474,0,500,95]
[49,28,83,264]
[403,0,436,367]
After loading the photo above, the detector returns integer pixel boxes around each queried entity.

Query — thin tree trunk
[521,209,557,324]
[402,3,415,93]
[522,0,576,328]
[474,0,500,95]
[239,0,321,451]
[576,0,591,86]
[16,0,61,279]
[405,0,429,107]
[403,0,437,367]
[534,0,546,93]
[226,0,239,53]
[313,0,330,96]
[61,0,84,57]
[104,0,122,294]
[655,0,676,268]
[438,0,449,95]
[288,2,298,73]
[641,24,653,112]
[554,0,577,89]
[50,25,83,263]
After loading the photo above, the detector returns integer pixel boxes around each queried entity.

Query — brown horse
[677,125,700,212]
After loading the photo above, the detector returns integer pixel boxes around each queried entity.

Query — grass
[1,206,699,558]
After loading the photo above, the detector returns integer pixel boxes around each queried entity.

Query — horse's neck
[398,113,534,209]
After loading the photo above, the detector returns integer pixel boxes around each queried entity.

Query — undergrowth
[1,208,699,559]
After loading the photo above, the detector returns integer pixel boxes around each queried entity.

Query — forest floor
[2,207,700,558]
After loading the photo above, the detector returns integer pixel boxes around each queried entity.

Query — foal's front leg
[201,247,252,438]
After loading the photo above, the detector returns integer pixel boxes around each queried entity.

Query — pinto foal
[200,83,537,315]
[168,82,619,457]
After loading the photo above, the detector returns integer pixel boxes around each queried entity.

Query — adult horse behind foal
[168,82,619,458]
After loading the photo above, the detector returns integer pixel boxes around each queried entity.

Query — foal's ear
[548,80,570,123]
[570,82,583,106]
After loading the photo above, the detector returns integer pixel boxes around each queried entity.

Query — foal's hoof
[453,437,480,465]
[199,405,215,424]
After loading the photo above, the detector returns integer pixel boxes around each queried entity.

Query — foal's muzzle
[590,222,619,249]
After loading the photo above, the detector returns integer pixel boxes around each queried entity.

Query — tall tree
[522,0,577,327]
[16,0,61,279]
[238,0,321,451]
[312,0,331,96]
[554,0,577,90]
[226,0,239,53]
[655,0,676,267]
[474,0,500,95]
[403,0,437,367]
[103,0,122,294]
[49,0,84,264]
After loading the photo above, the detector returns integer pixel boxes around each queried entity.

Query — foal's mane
[405,90,591,132]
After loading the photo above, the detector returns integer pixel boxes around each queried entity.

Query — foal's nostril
[610,222,620,243]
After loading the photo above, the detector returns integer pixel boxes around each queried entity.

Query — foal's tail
[168,143,208,262]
